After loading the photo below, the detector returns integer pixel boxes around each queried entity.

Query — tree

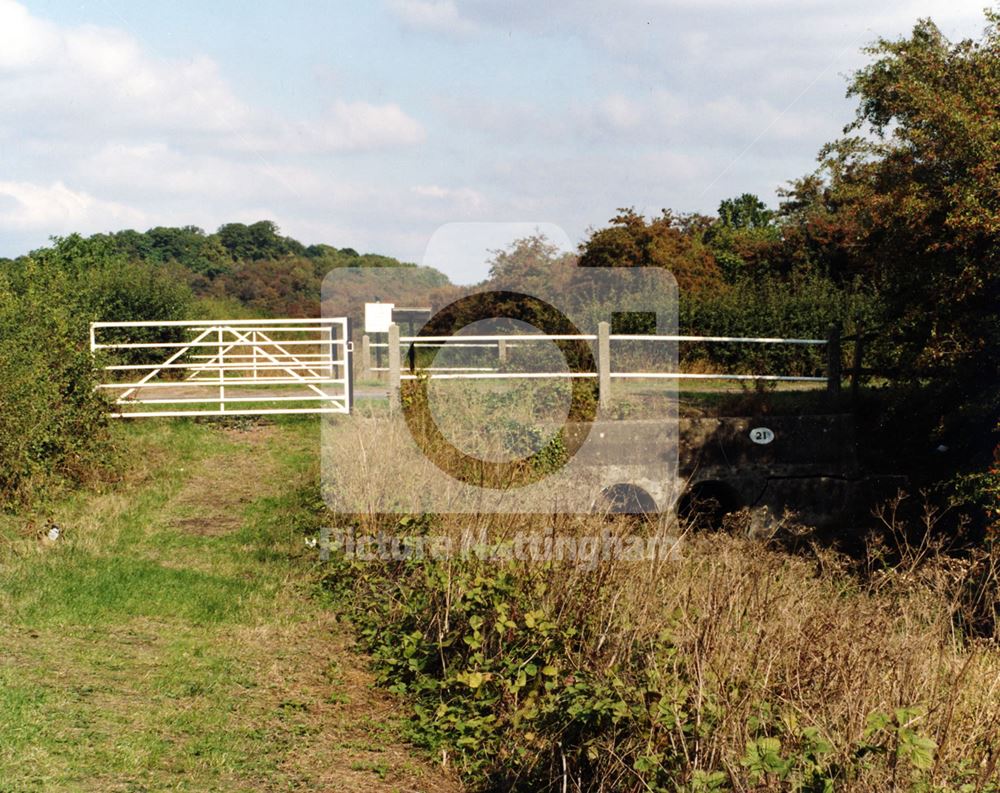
[771,175,862,281]
[717,193,774,229]
[20,234,193,329]
[141,225,230,276]
[247,220,291,259]
[578,208,722,293]
[487,233,575,283]
[811,12,999,499]
[703,194,782,282]
[827,15,997,365]
[216,220,294,261]
[305,243,339,259]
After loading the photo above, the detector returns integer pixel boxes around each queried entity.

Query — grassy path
[0,419,460,793]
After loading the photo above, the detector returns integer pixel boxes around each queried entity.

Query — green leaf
[469,671,484,688]
[898,730,936,771]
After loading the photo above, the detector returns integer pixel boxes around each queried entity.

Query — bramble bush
[323,511,999,792]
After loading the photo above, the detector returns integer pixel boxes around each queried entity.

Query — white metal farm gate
[90,318,352,418]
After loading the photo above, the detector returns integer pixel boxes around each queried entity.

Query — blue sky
[0,0,988,282]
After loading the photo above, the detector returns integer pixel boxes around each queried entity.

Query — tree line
[0,13,995,528]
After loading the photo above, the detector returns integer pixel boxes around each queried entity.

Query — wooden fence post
[598,321,611,410]
[388,323,401,410]
[319,526,330,562]
[850,320,865,407]
[826,321,841,400]
[497,338,508,365]
[360,334,371,380]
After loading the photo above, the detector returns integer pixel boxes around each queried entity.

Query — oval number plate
[749,427,775,445]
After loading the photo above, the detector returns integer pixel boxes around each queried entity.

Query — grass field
[0,418,459,793]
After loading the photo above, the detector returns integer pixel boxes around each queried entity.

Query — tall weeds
[322,415,1000,791]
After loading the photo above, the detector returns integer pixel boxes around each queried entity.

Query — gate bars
[90,318,352,418]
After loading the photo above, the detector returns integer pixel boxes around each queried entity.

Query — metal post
[388,323,401,410]
[252,330,258,380]
[328,324,335,388]
[826,321,841,400]
[598,321,611,409]
[345,318,354,412]
[218,327,225,412]
[361,334,371,380]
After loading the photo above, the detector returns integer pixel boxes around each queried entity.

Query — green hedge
[0,236,192,505]
[679,273,880,377]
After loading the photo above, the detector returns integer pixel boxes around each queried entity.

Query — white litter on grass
[46,526,60,541]
[304,537,318,548]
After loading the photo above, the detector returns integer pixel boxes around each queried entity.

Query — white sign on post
[364,302,395,333]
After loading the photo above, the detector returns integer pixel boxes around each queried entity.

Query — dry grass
[321,404,1000,791]
[616,535,999,781]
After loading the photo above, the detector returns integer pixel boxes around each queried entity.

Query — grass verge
[0,417,460,793]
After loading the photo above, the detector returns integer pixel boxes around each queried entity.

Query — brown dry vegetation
[323,406,1000,791]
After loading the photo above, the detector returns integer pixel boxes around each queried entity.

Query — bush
[325,524,1000,791]
[0,274,110,503]
[0,236,193,505]
[319,412,1000,791]
[680,271,880,377]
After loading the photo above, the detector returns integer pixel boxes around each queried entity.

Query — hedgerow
[0,235,192,505]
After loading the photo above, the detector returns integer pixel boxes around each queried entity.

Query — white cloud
[412,184,487,214]
[596,94,645,130]
[222,103,427,156]
[0,0,424,152]
[78,143,261,198]
[0,180,146,232]
[0,4,252,137]
[0,0,60,71]
[76,142,389,210]
[0,0,434,257]
[310,100,426,150]
[387,0,477,36]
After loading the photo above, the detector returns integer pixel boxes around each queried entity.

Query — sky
[0,0,989,282]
